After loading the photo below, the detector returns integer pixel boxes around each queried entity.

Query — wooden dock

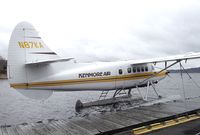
[1,97,200,135]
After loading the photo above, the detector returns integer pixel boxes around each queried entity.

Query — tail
[8,22,60,85]
[7,22,61,99]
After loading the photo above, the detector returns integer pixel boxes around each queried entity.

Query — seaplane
[7,22,200,112]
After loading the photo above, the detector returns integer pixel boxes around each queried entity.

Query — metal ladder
[99,90,109,100]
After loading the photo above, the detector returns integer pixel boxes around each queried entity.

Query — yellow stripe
[10,83,28,89]
[132,114,200,135]
[10,71,167,89]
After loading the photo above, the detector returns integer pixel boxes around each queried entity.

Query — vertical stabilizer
[7,22,60,87]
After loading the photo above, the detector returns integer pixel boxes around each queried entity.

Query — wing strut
[179,62,200,108]
[180,63,200,89]
[179,62,187,108]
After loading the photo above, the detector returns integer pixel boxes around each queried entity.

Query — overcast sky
[1,0,200,67]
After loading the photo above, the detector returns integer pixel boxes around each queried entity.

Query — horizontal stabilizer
[26,57,74,65]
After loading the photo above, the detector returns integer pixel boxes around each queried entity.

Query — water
[0,73,200,125]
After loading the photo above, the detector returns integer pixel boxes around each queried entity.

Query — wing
[125,52,200,65]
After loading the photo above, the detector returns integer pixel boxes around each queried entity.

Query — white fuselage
[11,60,167,91]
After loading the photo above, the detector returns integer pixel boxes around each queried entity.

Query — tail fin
[7,22,60,87]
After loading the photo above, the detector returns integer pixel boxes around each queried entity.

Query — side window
[141,67,144,72]
[133,67,136,73]
[145,66,148,72]
[127,68,131,73]
[119,69,123,74]
[137,67,140,72]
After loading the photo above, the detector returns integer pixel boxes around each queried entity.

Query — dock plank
[92,115,124,127]
[46,123,66,135]
[85,115,122,132]
[55,120,93,135]
[61,119,95,135]
[95,112,140,126]
[1,126,8,135]
[15,125,26,135]
[19,124,40,135]
[16,125,29,135]
[29,123,50,135]
[116,108,158,122]
[6,127,20,135]
[48,121,71,135]
[31,122,59,135]
[70,118,100,134]
[0,128,2,135]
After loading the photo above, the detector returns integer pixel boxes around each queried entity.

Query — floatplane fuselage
[10,59,166,91]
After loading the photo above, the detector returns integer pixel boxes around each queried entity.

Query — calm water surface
[0,73,200,125]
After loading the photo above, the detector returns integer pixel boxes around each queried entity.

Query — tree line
[0,58,7,74]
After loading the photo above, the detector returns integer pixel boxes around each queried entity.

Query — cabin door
[115,67,126,90]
